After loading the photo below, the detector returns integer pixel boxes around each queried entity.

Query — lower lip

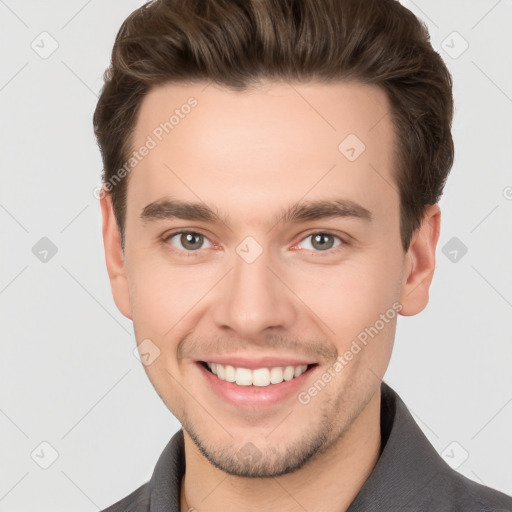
[197,362,317,408]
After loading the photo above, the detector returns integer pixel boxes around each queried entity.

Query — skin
[101,81,440,512]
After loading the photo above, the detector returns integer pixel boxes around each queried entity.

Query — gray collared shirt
[101,382,512,511]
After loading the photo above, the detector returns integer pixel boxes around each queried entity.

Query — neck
[180,389,382,512]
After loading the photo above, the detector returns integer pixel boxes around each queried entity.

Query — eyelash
[161,229,348,257]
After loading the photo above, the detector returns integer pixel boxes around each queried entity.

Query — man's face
[103,81,420,477]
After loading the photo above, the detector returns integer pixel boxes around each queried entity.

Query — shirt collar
[347,382,447,511]
[148,381,448,511]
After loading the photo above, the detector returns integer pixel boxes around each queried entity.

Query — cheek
[286,253,402,366]
[129,271,173,328]
[125,248,234,388]
[126,253,221,338]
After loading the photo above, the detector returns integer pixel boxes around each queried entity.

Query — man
[93,0,512,510]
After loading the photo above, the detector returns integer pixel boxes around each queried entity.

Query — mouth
[199,361,318,387]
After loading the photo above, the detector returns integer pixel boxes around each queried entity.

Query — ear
[100,193,132,320]
[398,204,441,316]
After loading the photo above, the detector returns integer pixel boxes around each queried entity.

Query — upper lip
[196,356,316,369]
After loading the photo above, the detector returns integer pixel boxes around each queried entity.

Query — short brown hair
[93,0,454,251]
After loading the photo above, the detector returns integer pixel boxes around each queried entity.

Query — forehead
[127,80,398,230]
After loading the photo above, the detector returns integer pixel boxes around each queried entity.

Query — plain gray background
[1,0,511,510]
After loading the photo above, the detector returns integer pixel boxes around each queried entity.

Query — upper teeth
[206,362,308,387]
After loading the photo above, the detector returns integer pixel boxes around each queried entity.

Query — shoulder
[429,464,512,511]
[378,383,512,511]
[100,481,150,512]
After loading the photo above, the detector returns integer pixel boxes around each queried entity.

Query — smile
[196,356,320,408]
[202,361,312,387]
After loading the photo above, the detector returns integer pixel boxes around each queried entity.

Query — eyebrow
[140,196,372,227]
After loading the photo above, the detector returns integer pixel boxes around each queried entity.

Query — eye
[162,230,346,256]
[296,232,344,252]
[165,231,213,252]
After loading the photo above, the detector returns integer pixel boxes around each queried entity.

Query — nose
[210,246,298,339]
